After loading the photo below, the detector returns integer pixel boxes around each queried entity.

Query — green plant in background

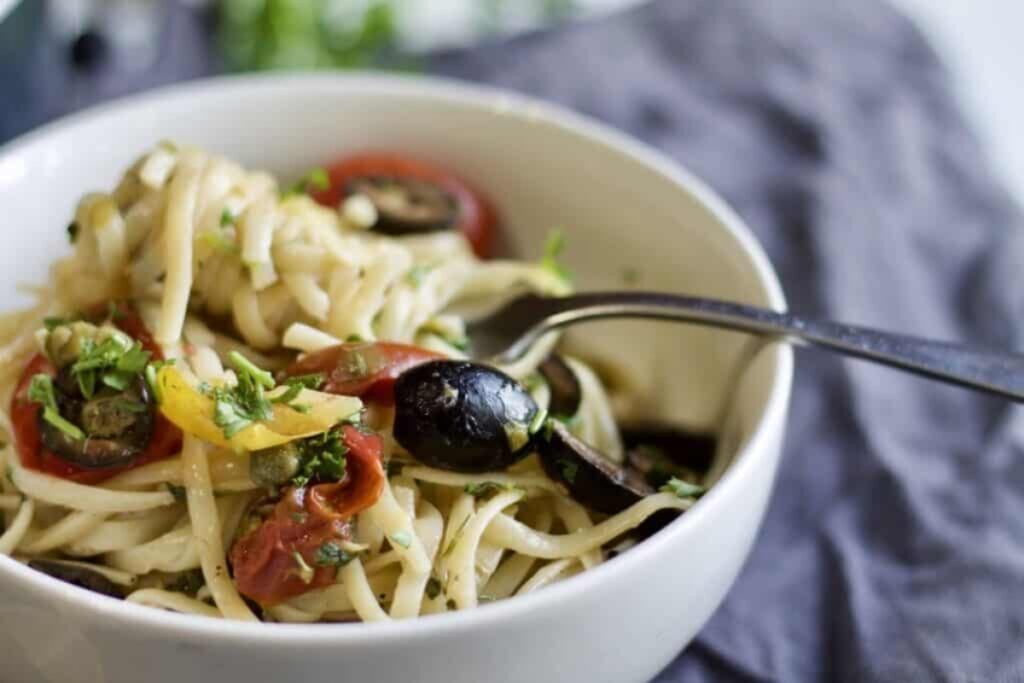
[219,0,578,72]
[219,0,399,71]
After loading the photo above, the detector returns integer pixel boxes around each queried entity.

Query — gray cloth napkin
[434,1,1024,681]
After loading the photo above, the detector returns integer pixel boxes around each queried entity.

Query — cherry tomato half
[279,341,441,405]
[229,426,385,606]
[311,152,497,258]
[9,305,182,485]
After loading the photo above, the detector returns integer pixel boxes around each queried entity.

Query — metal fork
[467,291,1024,402]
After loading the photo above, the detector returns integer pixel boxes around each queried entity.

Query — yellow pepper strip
[156,366,362,452]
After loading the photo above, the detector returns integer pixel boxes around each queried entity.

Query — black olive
[537,421,654,515]
[621,423,716,488]
[39,369,155,469]
[538,354,582,417]
[393,360,539,472]
[345,175,457,235]
[28,559,124,599]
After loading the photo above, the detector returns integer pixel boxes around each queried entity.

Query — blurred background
[1,1,1022,202]
[0,0,643,140]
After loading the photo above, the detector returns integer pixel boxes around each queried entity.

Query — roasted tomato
[311,153,497,258]
[278,341,441,404]
[9,304,182,485]
[229,425,385,606]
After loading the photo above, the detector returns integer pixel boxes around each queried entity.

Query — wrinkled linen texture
[434,1,1024,681]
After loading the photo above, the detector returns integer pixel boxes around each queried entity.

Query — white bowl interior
[0,75,790,683]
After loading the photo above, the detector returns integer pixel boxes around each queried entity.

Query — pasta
[0,143,711,623]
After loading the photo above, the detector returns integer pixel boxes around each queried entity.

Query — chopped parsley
[285,167,330,196]
[290,429,348,488]
[557,458,579,485]
[389,530,412,550]
[660,477,706,500]
[206,352,276,438]
[107,302,126,320]
[70,333,151,399]
[67,222,79,243]
[283,372,325,391]
[266,372,325,414]
[540,229,572,285]
[313,541,357,568]
[464,481,521,498]
[43,316,71,331]
[405,264,435,288]
[220,208,235,227]
[425,577,442,600]
[28,374,84,440]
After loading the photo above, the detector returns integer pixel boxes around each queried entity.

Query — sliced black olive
[250,442,301,487]
[538,354,582,418]
[39,369,155,469]
[28,559,124,599]
[621,423,716,487]
[393,360,538,472]
[346,175,457,235]
[537,421,653,515]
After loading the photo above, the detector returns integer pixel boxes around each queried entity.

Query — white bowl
[0,74,792,683]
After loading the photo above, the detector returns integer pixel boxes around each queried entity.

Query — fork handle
[513,292,1024,402]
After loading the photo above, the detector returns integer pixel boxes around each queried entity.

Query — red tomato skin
[9,305,182,485]
[311,152,497,258]
[279,341,441,405]
[230,426,385,606]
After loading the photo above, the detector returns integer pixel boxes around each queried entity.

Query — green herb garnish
[389,530,412,549]
[660,477,706,500]
[107,302,126,320]
[313,541,357,568]
[540,229,572,285]
[220,208,235,227]
[285,167,330,196]
[70,334,151,400]
[290,429,348,488]
[285,373,325,390]
[43,316,69,331]
[405,264,435,288]
[558,458,579,485]
[205,352,276,438]
[28,374,85,440]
